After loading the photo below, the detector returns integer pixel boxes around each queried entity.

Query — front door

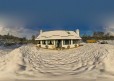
[55,40,62,48]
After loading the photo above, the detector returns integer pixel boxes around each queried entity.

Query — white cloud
[103,22,114,36]
[0,15,39,39]
[0,25,38,39]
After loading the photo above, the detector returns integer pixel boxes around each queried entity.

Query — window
[42,40,46,45]
[47,40,54,45]
[63,40,71,45]
[37,41,40,44]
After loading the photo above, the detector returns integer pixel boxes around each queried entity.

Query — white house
[35,29,81,49]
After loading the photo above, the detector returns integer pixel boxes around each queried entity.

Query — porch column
[53,40,55,45]
[40,41,42,45]
[53,40,56,48]
[61,40,63,47]
[46,40,48,45]
[71,40,73,45]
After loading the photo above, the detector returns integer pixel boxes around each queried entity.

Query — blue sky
[0,0,114,38]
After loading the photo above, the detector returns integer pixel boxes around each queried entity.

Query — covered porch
[36,39,80,49]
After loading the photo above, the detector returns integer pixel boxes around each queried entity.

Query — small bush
[100,41,108,44]
[45,45,48,49]
[67,45,70,49]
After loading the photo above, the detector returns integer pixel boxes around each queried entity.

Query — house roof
[35,30,81,40]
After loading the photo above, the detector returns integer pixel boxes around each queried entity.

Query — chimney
[75,29,79,36]
[40,30,43,34]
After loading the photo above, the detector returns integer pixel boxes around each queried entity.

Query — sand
[0,43,114,81]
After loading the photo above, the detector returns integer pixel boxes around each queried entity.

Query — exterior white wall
[62,44,78,48]
[39,45,55,49]
[41,45,47,48]
[37,40,56,49]
[36,44,40,47]
[60,39,79,48]
[37,44,79,49]
[61,39,77,48]
[36,40,80,49]
[48,45,56,49]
